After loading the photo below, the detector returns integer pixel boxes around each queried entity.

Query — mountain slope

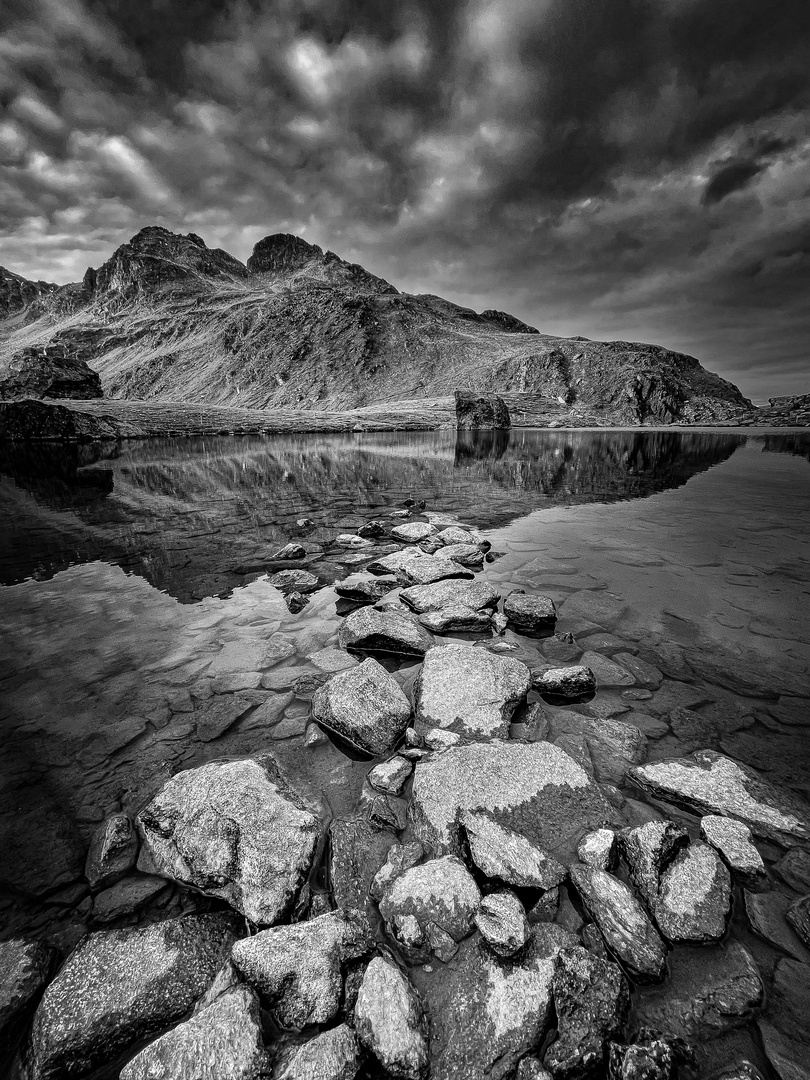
[0,227,754,423]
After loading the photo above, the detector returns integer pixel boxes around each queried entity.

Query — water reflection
[0,429,747,601]
[761,433,810,461]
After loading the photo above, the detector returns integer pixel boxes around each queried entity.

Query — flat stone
[770,956,810,1048]
[371,841,425,901]
[543,636,581,663]
[231,911,362,1030]
[629,751,810,846]
[560,592,627,631]
[312,657,412,756]
[415,924,577,1080]
[620,820,689,910]
[423,727,463,750]
[577,829,617,871]
[329,818,396,942]
[437,543,484,568]
[195,693,255,741]
[120,985,268,1080]
[366,792,409,831]
[744,891,810,962]
[544,946,629,1080]
[367,548,423,575]
[379,855,481,947]
[577,633,629,654]
[764,699,810,727]
[22,914,237,1080]
[503,592,557,634]
[415,644,531,739]
[338,606,433,657]
[92,874,169,923]
[400,579,500,614]
[274,1023,360,1080]
[462,810,567,889]
[411,740,618,864]
[419,605,493,634]
[436,526,478,546]
[391,522,436,543]
[654,841,731,943]
[268,569,321,593]
[700,815,768,889]
[580,651,636,688]
[646,681,714,716]
[334,576,398,604]
[634,942,763,1042]
[612,653,663,690]
[759,1021,810,1080]
[535,666,596,701]
[355,956,428,1080]
[474,891,530,957]
[368,756,413,795]
[786,896,810,948]
[208,635,295,675]
[398,554,475,586]
[335,533,374,549]
[0,939,55,1041]
[137,756,319,925]
[271,543,307,559]
[774,848,810,892]
[85,814,139,890]
[569,866,667,982]
[546,710,647,786]
[626,712,669,740]
[212,672,264,692]
[307,646,360,672]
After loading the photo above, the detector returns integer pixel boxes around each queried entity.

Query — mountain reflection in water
[0,428,747,601]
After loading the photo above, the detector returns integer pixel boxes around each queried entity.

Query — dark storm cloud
[1,0,809,398]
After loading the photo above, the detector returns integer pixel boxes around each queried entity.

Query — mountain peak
[247,232,397,295]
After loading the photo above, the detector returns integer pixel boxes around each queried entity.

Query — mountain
[0,226,754,424]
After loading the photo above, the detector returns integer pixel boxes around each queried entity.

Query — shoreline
[1,396,808,442]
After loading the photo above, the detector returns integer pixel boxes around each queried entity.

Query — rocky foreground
[1,512,809,1080]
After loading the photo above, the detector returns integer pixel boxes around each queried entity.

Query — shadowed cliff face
[0,429,745,600]
[0,227,754,423]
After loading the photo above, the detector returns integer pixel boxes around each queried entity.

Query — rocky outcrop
[0,345,102,400]
[756,394,810,427]
[455,391,511,429]
[137,756,319,924]
[0,267,57,319]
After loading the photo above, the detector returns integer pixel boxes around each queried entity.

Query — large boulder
[0,345,102,400]
[410,740,618,863]
[337,607,433,658]
[119,985,268,1080]
[311,657,412,756]
[629,751,810,846]
[355,956,429,1080]
[414,644,531,739]
[137,756,319,925]
[21,914,238,1080]
[455,391,511,429]
[399,579,500,614]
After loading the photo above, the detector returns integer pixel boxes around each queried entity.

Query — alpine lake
[0,427,809,1080]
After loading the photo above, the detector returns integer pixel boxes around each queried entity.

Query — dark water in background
[0,428,809,1078]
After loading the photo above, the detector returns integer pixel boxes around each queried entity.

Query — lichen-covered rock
[629,751,810,846]
[84,813,139,890]
[607,1039,675,1080]
[391,522,436,543]
[504,593,557,634]
[462,810,567,890]
[399,579,500,614]
[474,891,530,957]
[337,606,433,657]
[355,956,428,1080]
[415,644,531,739]
[274,1023,360,1080]
[120,985,268,1080]
[546,709,647,786]
[0,939,55,1044]
[411,740,618,864]
[577,829,617,871]
[268,569,321,593]
[699,815,768,889]
[417,924,576,1080]
[311,658,412,756]
[535,666,596,701]
[137,756,319,925]
[455,391,511,429]
[329,818,397,944]
[569,866,667,982]
[231,911,363,1030]
[439,543,485,568]
[654,841,731,943]
[334,576,398,604]
[368,756,413,795]
[370,842,425,901]
[22,914,238,1080]
[398,553,475,587]
[544,946,629,1080]
[379,855,481,948]
[619,821,689,911]
[419,605,493,634]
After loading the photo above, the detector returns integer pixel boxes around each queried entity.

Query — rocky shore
[2,510,808,1080]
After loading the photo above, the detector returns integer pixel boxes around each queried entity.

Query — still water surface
[0,428,808,1075]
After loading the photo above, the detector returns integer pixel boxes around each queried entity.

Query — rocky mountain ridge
[0,226,756,424]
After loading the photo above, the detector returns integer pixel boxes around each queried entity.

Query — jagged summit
[0,225,755,423]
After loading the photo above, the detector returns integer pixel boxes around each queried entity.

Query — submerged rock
[629,750,810,846]
[786,895,810,948]
[411,740,618,863]
[274,1023,360,1080]
[474,891,530,957]
[569,866,667,982]
[137,756,319,925]
[546,710,647,786]
[654,841,731,943]
[503,592,557,634]
[379,855,481,948]
[414,644,531,739]
[0,939,55,1045]
[462,810,567,890]
[120,985,268,1080]
[700,815,768,889]
[311,657,412,756]
[399,579,500,614]
[544,946,629,1080]
[84,813,138,890]
[92,874,169,923]
[744,890,810,962]
[334,575,398,604]
[535,666,597,701]
[354,956,428,1080]
[22,914,237,1080]
[338,606,433,657]
[231,911,362,1030]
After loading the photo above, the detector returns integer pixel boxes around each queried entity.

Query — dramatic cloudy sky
[1,0,809,400]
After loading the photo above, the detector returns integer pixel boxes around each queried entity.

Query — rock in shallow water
[355,956,428,1080]
[607,1039,675,1080]
[620,820,688,911]
[22,914,238,1080]
[744,890,810,962]
[120,985,268,1080]
[368,755,413,795]
[379,855,481,948]
[415,644,531,739]
[654,840,731,943]
[329,817,397,942]
[629,750,810,846]
[311,657,412,756]
[398,553,475,586]
[577,829,617,871]
[474,891,529,957]
[0,939,55,1045]
[462,810,567,890]
[503,592,557,634]
[334,575,398,604]
[391,522,436,543]
[535,666,596,701]
[419,605,493,634]
[338,606,433,657]
[84,813,138,890]
[786,895,810,948]
[137,756,319,925]
[700,815,768,889]
[399,579,500,614]
[274,1023,360,1080]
